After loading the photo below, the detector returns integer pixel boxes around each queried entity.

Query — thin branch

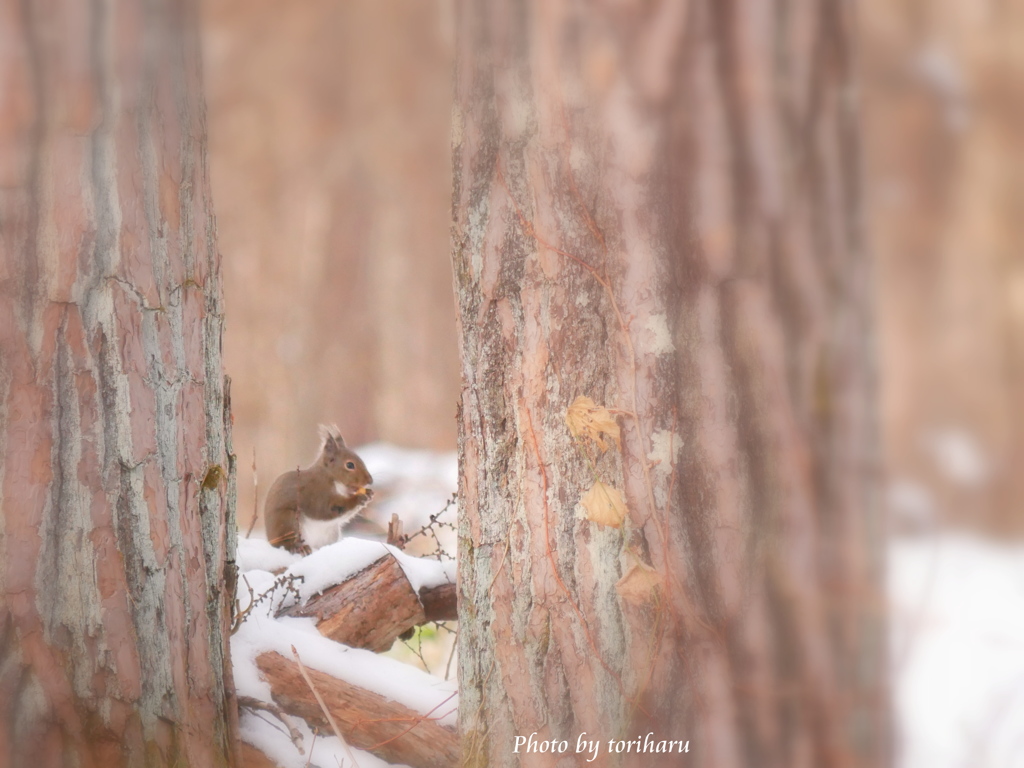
[238,695,305,755]
[246,446,259,537]
[291,646,362,768]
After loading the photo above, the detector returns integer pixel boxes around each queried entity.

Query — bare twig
[291,645,362,768]
[304,731,317,768]
[246,446,259,537]
[231,576,257,635]
[386,513,404,548]
[397,494,456,561]
[443,627,458,682]
[238,695,305,755]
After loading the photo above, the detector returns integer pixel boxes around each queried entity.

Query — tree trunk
[0,1,237,766]
[453,2,885,768]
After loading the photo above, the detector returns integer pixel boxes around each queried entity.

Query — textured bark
[0,1,236,766]
[453,2,884,768]
[256,651,460,768]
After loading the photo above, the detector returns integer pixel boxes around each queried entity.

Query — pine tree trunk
[0,1,237,765]
[453,2,885,767]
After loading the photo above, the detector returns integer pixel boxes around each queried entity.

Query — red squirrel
[264,425,374,554]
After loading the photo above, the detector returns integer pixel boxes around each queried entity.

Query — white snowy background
[235,443,1024,767]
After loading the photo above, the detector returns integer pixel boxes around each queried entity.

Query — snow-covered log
[256,650,459,768]
[279,552,425,651]
[277,551,457,651]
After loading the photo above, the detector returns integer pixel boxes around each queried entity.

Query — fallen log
[256,650,459,768]
[276,552,456,651]
[420,582,457,622]
[240,743,280,768]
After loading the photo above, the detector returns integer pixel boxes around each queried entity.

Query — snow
[891,533,1024,768]
[923,428,989,488]
[284,538,404,604]
[391,546,456,592]
[269,537,454,608]
[887,480,937,533]
[240,710,410,768]
[237,537,301,573]
[358,442,458,533]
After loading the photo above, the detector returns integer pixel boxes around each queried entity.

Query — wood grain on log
[278,553,424,651]
[256,651,459,768]
[277,553,457,651]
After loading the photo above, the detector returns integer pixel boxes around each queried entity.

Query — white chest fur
[299,483,366,550]
[300,516,345,550]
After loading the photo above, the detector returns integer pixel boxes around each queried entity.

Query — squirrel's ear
[318,424,345,452]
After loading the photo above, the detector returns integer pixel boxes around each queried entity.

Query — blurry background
[862,0,1024,537]
[203,0,1023,538]
[201,2,1023,766]
[203,0,458,524]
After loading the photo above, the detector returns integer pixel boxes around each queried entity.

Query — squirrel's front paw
[356,488,374,505]
[295,541,312,556]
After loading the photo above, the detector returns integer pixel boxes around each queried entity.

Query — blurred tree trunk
[0,1,237,766]
[453,2,885,768]
[861,1,1024,535]
[203,0,459,531]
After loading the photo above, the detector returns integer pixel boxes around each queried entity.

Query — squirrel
[264,425,374,554]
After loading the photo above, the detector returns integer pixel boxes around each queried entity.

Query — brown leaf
[615,561,662,607]
[580,481,627,528]
[565,396,621,452]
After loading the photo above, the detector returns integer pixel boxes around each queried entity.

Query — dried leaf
[201,464,225,490]
[615,561,662,607]
[565,396,621,452]
[580,481,627,528]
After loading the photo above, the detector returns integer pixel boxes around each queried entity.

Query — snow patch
[237,537,300,573]
[891,533,1024,768]
[274,537,453,608]
[923,428,989,487]
[644,313,674,355]
[647,429,682,477]
[887,480,937,533]
[240,708,411,768]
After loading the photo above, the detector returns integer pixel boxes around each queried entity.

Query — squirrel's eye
[346,461,356,470]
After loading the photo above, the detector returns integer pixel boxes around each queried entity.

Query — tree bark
[0,1,236,766]
[453,2,884,768]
